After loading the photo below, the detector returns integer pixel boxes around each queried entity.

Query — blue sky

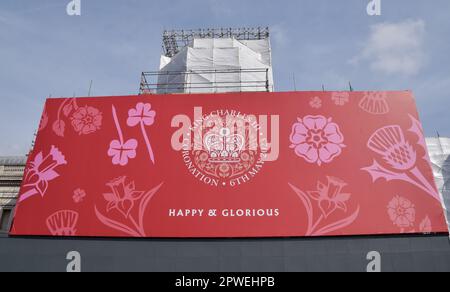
[0,0,450,155]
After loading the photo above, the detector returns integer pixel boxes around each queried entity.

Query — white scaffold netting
[157,38,274,94]
[426,137,450,233]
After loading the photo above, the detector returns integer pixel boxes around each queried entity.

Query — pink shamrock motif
[290,115,346,166]
[307,176,351,218]
[127,103,156,165]
[108,139,138,166]
[387,195,416,229]
[71,105,103,135]
[127,103,156,127]
[108,105,138,166]
[19,146,67,202]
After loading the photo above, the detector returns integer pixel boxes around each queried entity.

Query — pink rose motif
[332,92,350,106]
[71,105,103,135]
[103,177,144,219]
[108,139,138,166]
[387,196,416,229]
[19,146,67,202]
[290,115,345,166]
[307,176,351,218]
[127,103,156,127]
[127,103,156,165]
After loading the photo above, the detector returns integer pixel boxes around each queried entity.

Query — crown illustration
[204,128,245,163]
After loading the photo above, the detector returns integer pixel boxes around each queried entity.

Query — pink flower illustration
[108,105,138,166]
[290,115,346,166]
[19,146,67,203]
[289,177,360,236]
[95,178,164,237]
[363,124,440,202]
[307,177,351,218]
[108,139,138,166]
[331,92,350,106]
[387,196,416,229]
[367,125,416,171]
[309,96,322,109]
[73,188,87,203]
[103,177,144,219]
[127,103,156,165]
[46,210,79,236]
[71,105,103,135]
[127,103,156,127]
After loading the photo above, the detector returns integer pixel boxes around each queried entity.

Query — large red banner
[10,91,448,238]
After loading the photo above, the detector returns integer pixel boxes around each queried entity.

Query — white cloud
[352,19,427,76]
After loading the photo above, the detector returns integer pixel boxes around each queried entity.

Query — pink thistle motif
[71,105,103,135]
[127,103,156,165]
[307,177,352,218]
[108,105,138,166]
[46,210,79,236]
[368,125,417,171]
[331,92,350,106]
[363,125,440,202]
[359,91,389,115]
[290,115,346,166]
[19,146,67,203]
[387,196,416,229]
[102,177,144,219]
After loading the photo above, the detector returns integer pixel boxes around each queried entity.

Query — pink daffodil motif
[95,177,164,237]
[103,177,144,219]
[289,176,360,236]
[307,176,351,218]
[19,146,67,202]
[127,103,156,164]
[108,105,138,166]
[290,115,345,166]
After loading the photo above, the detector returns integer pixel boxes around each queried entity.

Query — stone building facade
[0,157,26,233]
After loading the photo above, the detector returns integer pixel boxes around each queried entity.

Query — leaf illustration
[52,120,65,137]
[419,216,432,233]
[313,206,360,236]
[94,206,141,237]
[289,183,314,235]
[39,111,49,132]
[408,114,427,157]
[63,103,73,117]
[138,182,164,230]
[362,161,410,183]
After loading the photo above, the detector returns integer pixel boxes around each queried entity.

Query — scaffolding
[162,27,270,58]
[139,68,271,94]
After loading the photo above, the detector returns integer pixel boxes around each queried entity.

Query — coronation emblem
[177,108,273,188]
